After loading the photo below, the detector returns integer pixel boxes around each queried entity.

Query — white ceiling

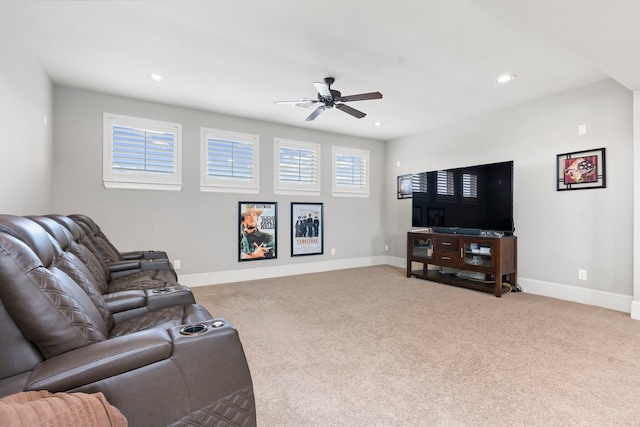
[5,0,638,141]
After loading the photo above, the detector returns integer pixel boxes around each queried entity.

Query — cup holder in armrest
[174,320,230,339]
[179,324,209,336]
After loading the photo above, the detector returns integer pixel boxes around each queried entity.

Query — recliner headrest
[69,214,100,235]
[27,216,71,251]
[47,214,84,241]
[0,215,54,266]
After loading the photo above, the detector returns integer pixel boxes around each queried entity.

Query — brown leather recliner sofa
[25,215,195,323]
[0,215,256,426]
[69,213,178,279]
[45,214,179,292]
[70,213,170,262]
[42,213,177,283]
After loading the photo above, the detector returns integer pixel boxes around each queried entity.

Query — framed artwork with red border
[556,147,606,191]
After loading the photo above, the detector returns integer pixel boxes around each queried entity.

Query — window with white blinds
[274,138,320,195]
[332,146,370,198]
[436,170,454,196]
[462,173,478,198]
[103,113,182,191]
[200,128,259,193]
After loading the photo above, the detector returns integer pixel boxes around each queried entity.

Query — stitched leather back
[26,217,114,329]
[0,226,108,359]
[69,214,124,262]
[47,214,112,285]
[29,216,110,296]
[70,215,123,263]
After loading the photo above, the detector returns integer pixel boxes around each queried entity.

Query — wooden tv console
[406,230,517,297]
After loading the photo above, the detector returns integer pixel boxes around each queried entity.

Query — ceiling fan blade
[313,82,331,98]
[340,92,383,102]
[335,103,366,119]
[305,105,325,121]
[274,98,317,109]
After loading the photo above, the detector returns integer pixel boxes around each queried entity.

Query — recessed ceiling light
[147,73,165,82]
[496,74,516,84]
[373,122,383,127]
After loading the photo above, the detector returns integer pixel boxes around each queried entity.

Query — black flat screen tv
[412,160,514,235]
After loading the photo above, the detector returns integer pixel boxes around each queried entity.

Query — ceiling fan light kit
[275,77,383,121]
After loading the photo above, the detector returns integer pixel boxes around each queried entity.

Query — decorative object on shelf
[397,174,413,199]
[556,147,606,191]
[239,201,277,261]
[291,202,323,256]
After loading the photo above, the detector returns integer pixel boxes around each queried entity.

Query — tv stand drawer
[434,236,460,251]
[435,251,461,268]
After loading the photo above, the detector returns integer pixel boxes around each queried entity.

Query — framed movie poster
[556,147,606,191]
[239,202,277,261]
[291,202,323,256]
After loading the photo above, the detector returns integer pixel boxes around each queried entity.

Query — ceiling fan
[275,77,383,121]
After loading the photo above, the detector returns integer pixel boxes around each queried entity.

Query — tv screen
[412,160,514,234]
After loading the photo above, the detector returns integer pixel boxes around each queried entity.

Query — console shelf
[406,231,517,297]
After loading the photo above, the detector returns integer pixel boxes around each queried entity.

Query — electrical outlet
[385,245,389,251]
[174,260,181,270]
[578,269,587,280]
[331,248,335,256]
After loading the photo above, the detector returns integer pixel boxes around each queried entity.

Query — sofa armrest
[102,290,146,313]
[121,250,168,261]
[146,286,195,311]
[26,328,172,392]
[166,319,254,412]
[26,319,255,427]
[108,259,174,280]
[138,258,172,272]
[107,260,141,275]
[104,288,194,323]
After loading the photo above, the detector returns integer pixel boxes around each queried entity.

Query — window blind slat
[111,124,176,176]
[206,137,255,181]
[277,147,316,183]
[335,154,366,186]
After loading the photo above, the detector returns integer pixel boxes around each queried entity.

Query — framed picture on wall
[239,202,277,261]
[291,202,323,256]
[556,147,606,191]
[397,174,413,199]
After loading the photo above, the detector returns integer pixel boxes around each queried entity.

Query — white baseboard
[630,300,640,320]
[178,255,390,287]
[178,256,633,315]
[518,277,632,314]
[385,256,406,269]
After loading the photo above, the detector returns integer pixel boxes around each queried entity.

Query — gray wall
[385,79,634,299]
[2,0,635,310]
[0,4,53,214]
[53,86,385,276]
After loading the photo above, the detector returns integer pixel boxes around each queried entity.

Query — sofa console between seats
[406,230,517,297]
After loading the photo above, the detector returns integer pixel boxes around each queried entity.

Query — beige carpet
[192,265,640,426]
